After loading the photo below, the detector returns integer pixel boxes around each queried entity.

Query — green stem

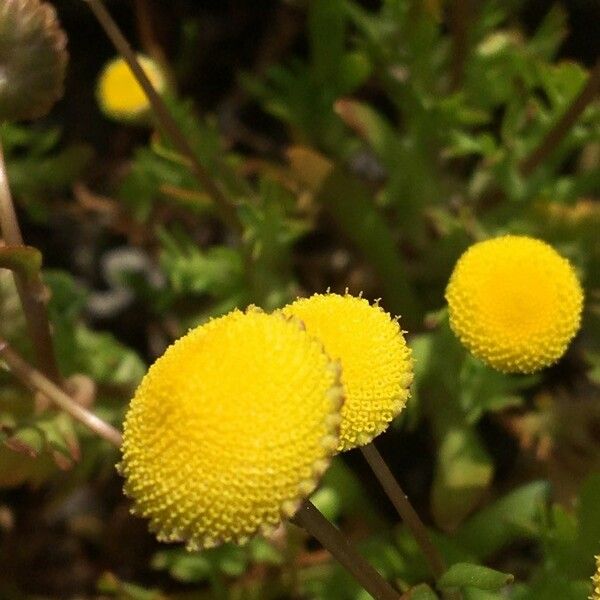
[520,58,600,176]
[293,501,401,600]
[0,337,122,447]
[0,138,62,384]
[361,442,446,579]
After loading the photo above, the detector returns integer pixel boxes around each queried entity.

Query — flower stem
[82,0,242,237]
[361,442,446,579]
[0,138,62,384]
[449,0,471,91]
[293,500,401,600]
[0,337,122,447]
[520,57,600,176]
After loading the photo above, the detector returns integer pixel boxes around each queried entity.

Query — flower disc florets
[0,0,68,120]
[97,54,165,122]
[446,235,583,373]
[282,293,413,452]
[120,308,343,550]
[591,555,600,600]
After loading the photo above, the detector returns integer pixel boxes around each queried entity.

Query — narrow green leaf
[309,0,346,83]
[431,426,493,530]
[438,563,513,591]
[315,166,421,328]
[454,481,550,559]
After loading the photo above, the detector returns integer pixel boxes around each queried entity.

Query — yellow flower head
[120,308,342,550]
[282,293,413,452]
[446,235,583,373]
[97,54,165,122]
[591,555,600,600]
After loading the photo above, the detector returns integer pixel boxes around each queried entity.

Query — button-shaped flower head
[0,0,68,121]
[97,54,165,122]
[120,308,343,550]
[282,293,413,452]
[591,555,600,600]
[446,235,583,374]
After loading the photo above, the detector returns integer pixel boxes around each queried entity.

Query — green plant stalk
[83,0,242,238]
[0,336,122,447]
[293,501,401,600]
[0,138,62,384]
[520,57,600,176]
[361,442,446,579]
[1,335,402,599]
[449,0,471,91]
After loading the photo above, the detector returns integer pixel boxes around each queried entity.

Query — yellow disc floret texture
[282,293,413,452]
[120,308,342,550]
[591,555,600,600]
[97,54,164,121]
[446,235,583,373]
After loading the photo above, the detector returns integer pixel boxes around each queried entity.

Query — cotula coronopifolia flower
[0,0,68,121]
[445,235,583,374]
[119,308,343,550]
[282,292,413,452]
[97,54,165,122]
[591,555,600,600]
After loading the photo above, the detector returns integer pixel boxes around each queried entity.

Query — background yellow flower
[97,54,165,122]
[446,235,583,373]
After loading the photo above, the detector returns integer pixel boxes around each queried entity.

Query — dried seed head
[120,308,342,550]
[0,0,68,121]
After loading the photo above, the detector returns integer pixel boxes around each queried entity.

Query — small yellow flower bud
[446,235,583,373]
[120,308,342,550]
[282,293,413,452]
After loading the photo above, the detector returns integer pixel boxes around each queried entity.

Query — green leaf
[248,538,284,566]
[309,0,346,84]
[454,481,550,559]
[431,425,493,530]
[97,572,164,600]
[311,485,343,521]
[437,563,513,591]
[407,584,439,599]
[334,99,397,162]
[338,51,373,93]
[315,166,421,328]
[528,5,568,60]
[573,473,600,577]
[152,550,211,583]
